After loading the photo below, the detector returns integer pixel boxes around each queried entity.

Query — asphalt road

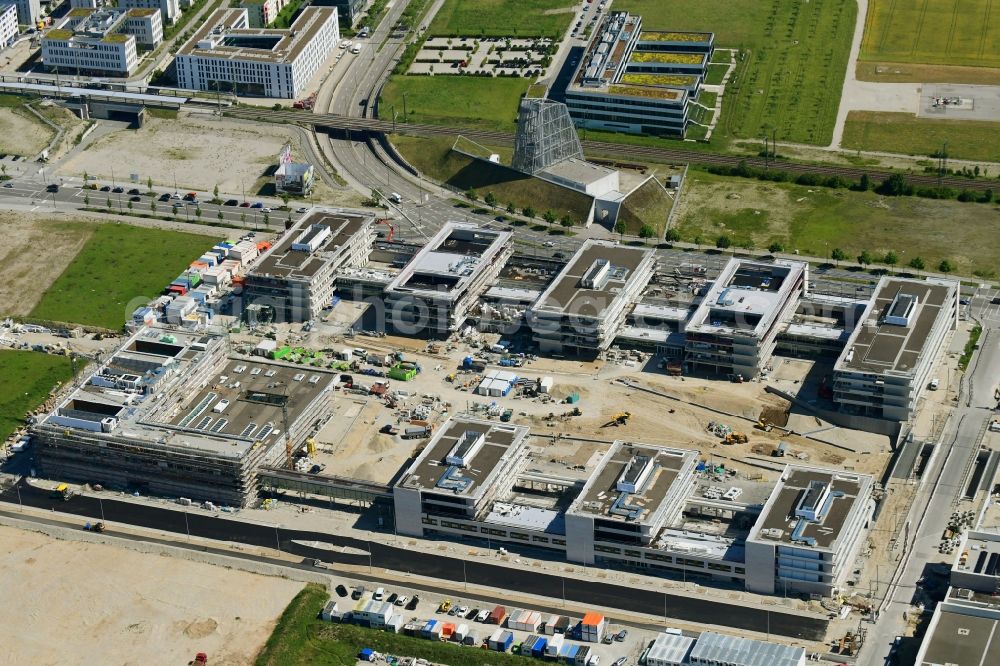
[2,480,826,640]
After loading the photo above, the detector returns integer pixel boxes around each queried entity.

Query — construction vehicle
[604,412,631,427]
[724,432,748,444]
[50,483,71,501]
[754,419,773,432]
[84,521,105,533]
[500,408,514,422]
[375,218,395,241]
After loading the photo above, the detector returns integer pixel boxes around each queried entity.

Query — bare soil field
[57,112,301,193]
[0,107,52,156]
[0,524,303,665]
[856,61,1000,86]
[0,214,94,316]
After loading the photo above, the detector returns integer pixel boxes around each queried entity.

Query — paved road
[859,293,1000,662]
[2,480,826,640]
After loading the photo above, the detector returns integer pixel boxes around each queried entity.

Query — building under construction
[31,325,336,507]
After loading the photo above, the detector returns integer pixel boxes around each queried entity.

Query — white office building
[42,9,145,76]
[123,8,162,47]
[119,0,180,25]
[0,2,17,50]
[175,7,339,99]
[2,0,40,28]
[238,0,288,28]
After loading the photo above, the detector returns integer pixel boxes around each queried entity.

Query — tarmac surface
[2,480,827,640]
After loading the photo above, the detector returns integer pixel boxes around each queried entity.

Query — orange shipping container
[582,612,604,626]
[256,241,272,251]
[441,623,456,637]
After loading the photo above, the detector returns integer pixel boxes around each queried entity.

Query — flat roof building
[745,465,875,597]
[383,222,513,336]
[243,210,375,323]
[563,12,714,137]
[0,3,16,51]
[42,8,161,76]
[684,258,806,378]
[528,239,656,356]
[31,325,337,507]
[175,7,339,98]
[393,417,531,537]
[119,0,179,25]
[951,531,1000,594]
[915,586,1000,666]
[833,276,958,421]
[2,0,40,28]
[565,441,698,565]
[688,631,805,666]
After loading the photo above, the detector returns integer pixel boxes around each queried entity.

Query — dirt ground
[0,213,95,316]
[0,524,302,665]
[0,107,52,156]
[57,112,303,194]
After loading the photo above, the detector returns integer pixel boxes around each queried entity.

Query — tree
[741,239,755,252]
[127,200,133,212]
[857,250,874,266]
[213,184,219,200]
[831,248,847,265]
[217,210,224,221]
[638,223,656,241]
[505,202,516,215]
[938,259,954,273]
[146,176,153,193]
[280,192,290,207]
[263,212,270,226]
[106,197,112,209]
[240,213,247,224]
[369,189,382,207]
[664,228,681,243]
[908,256,925,270]
[465,187,478,201]
[80,169,87,185]
[542,210,556,224]
[883,251,899,271]
[195,206,203,219]
[855,173,872,192]
[614,220,626,240]
[876,173,912,197]
[83,194,90,206]
[715,234,732,249]
[693,235,703,248]
[560,215,573,228]
[768,241,784,253]
[150,200,156,213]
[522,206,535,219]
[484,192,497,208]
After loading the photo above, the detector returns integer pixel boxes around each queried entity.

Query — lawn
[673,170,1000,276]
[842,111,1000,163]
[606,0,857,146]
[381,76,531,133]
[257,584,542,666]
[860,0,1000,68]
[427,0,577,38]
[0,351,74,442]
[30,223,219,329]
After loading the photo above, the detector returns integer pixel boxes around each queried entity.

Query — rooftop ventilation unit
[617,453,654,493]
[581,259,611,290]
[795,480,830,521]
[446,430,485,468]
[885,292,918,327]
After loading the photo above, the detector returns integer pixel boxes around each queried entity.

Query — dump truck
[84,521,105,533]
[50,483,71,501]
[403,426,431,439]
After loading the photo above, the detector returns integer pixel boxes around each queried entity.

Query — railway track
[223,106,996,193]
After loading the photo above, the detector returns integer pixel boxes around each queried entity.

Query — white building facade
[239,0,287,28]
[175,7,338,99]
[0,2,17,50]
[2,0,40,28]
[42,10,140,76]
[123,8,162,47]
[119,0,180,25]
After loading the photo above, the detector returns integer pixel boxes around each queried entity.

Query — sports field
[427,0,577,38]
[31,223,218,329]
[861,0,1000,68]
[614,0,856,145]
[673,170,1000,277]
[842,111,1000,163]
[0,350,74,442]
[381,76,530,132]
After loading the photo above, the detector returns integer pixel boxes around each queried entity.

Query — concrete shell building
[31,325,337,507]
[527,240,656,355]
[383,222,513,336]
[684,258,807,378]
[832,276,958,421]
[243,210,375,323]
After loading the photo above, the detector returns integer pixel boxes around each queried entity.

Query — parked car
[250,201,264,209]
[128,188,141,195]
[335,584,348,597]
[224,199,239,206]
[406,595,419,610]
[351,586,365,600]
[100,185,111,191]
[239,201,250,207]
[158,193,171,201]
[615,629,628,642]
[112,186,124,193]
[2,182,11,188]
[395,595,408,606]
[387,592,398,604]
[296,206,309,213]
[129,195,141,202]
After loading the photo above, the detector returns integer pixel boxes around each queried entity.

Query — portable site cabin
[546,633,565,657]
[488,605,507,625]
[581,612,606,642]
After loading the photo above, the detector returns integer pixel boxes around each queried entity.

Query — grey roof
[646,632,695,664]
[689,631,805,666]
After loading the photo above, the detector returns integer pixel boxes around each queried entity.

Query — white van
[388,192,402,204]
[373,587,385,601]
[929,378,940,390]
[351,44,363,54]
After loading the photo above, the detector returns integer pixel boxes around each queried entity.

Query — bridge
[259,467,392,504]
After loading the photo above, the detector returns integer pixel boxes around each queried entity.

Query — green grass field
[861,0,1000,68]
[381,76,531,132]
[616,0,855,146]
[842,111,1000,163]
[256,584,543,666]
[427,0,577,37]
[30,224,218,329]
[673,170,1000,276]
[0,351,74,442]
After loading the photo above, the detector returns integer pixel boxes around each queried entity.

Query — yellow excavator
[604,412,632,427]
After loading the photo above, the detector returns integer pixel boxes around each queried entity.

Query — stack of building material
[580,612,606,643]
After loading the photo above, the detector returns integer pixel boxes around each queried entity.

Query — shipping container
[489,605,507,625]
[546,633,565,656]
[574,645,591,665]
[531,636,548,658]
[454,623,469,641]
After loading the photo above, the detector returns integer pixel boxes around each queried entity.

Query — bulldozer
[603,412,632,427]
[724,432,748,444]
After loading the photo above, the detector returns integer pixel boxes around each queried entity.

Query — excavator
[754,419,773,432]
[724,432,748,444]
[603,412,632,427]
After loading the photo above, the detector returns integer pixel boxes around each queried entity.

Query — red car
[193,653,208,665]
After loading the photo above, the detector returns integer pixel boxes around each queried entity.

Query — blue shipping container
[531,637,548,657]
